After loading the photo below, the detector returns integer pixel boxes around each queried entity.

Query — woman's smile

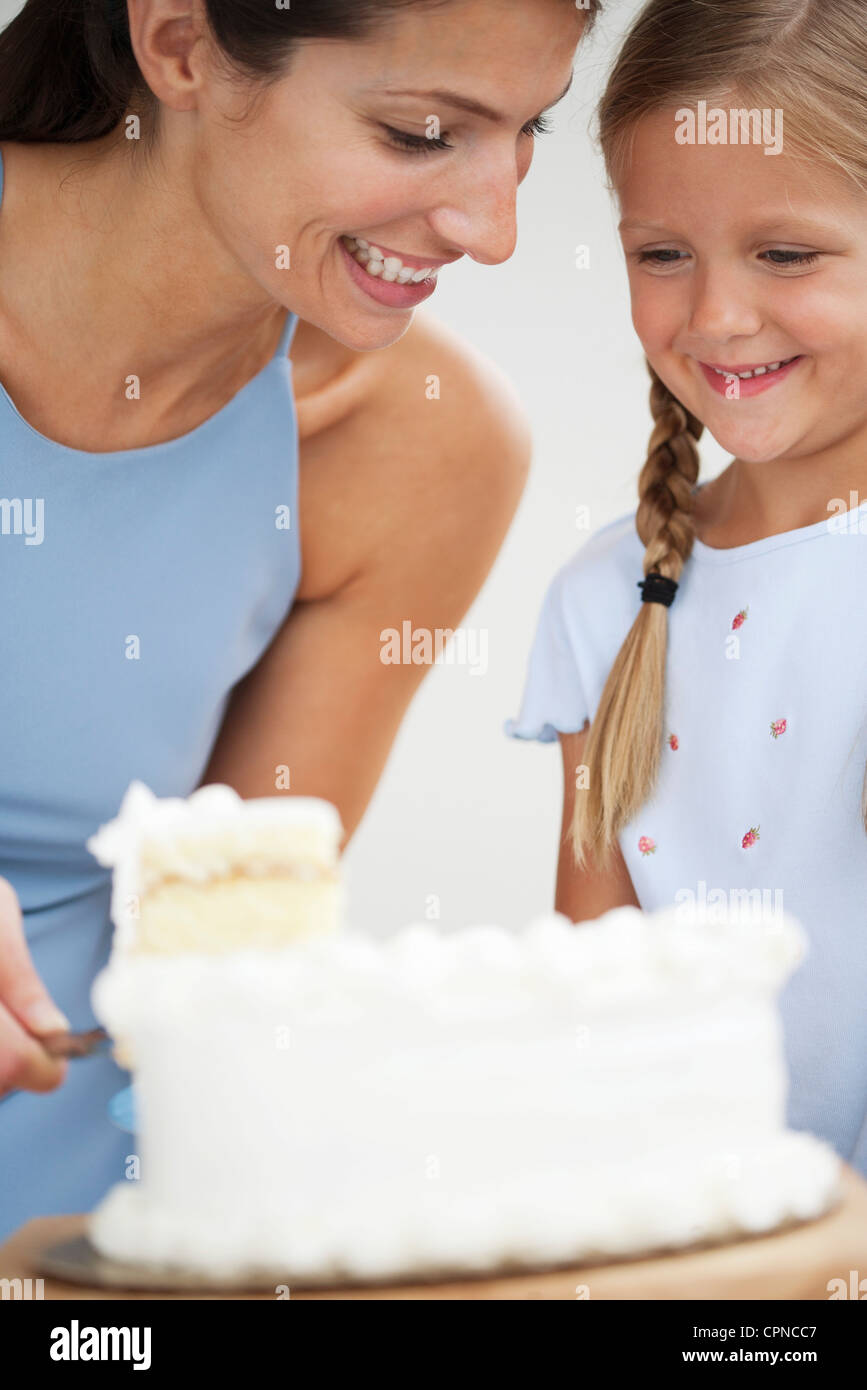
[338,234,442,309]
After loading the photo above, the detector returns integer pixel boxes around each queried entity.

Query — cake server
[39,1027,111,1059]
[38,1032,137,1131]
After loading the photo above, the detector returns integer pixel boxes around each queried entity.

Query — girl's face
[188,0,585,350]
[617,106,867,466]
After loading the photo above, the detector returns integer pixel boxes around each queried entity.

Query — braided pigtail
[570,362,704,868]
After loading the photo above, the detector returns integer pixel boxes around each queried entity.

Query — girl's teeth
[710,358,791,381]
[341,234,438,286]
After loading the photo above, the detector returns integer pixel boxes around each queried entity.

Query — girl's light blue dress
[506,504,867,1178]
[0,148,302,1238]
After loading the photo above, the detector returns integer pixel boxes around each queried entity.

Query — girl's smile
[696,353,804,398]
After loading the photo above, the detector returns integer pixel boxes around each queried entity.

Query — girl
[0,0,598,1238]
[507,0,867,1177]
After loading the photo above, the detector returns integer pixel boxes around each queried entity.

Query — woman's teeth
[341,235,439,284]
[708,356,797,381]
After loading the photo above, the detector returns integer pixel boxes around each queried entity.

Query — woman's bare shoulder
[293,310,532,601]
[291,309,529,444]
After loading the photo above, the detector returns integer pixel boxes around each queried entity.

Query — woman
[0,0,598,1236]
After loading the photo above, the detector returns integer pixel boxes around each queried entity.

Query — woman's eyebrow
[378,75,574,124]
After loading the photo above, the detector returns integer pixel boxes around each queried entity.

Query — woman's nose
[427,155,522,266]
[687,264,763,344]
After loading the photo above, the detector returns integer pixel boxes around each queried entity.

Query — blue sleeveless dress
[0,148,302,1239]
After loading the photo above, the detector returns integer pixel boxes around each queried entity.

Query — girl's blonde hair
[573,0,867,868]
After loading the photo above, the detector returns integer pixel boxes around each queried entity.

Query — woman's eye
[382,112,553,156]
[761,249,821,267]
[382,125,453,154]
[521,114,553,138]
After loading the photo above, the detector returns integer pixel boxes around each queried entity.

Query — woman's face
[618,105,867,467]
[186,0,586,349]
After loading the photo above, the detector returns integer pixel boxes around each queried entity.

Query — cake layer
[89,908,842,1284]
[134,876,341,954]
[87,780,343,953]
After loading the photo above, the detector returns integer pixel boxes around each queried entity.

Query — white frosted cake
[87,783,841,1287]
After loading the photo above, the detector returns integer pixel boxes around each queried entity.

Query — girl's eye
[636,249,687,266]
[382,113,553,156]
[634,247,823,271]
[761,249,821,267]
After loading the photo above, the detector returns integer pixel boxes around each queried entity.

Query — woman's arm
[202,312,532,844]
[555,728,641,921]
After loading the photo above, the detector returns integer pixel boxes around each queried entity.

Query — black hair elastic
[637,572,678,607]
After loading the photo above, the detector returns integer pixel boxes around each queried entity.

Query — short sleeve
[503,564,590,744]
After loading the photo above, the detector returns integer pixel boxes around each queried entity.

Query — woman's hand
[0,876,70,1095]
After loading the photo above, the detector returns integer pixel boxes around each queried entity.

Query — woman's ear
[126,0,210,113]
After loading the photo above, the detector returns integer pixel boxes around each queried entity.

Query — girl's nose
[687,264,763,344]
[427,152,522,267]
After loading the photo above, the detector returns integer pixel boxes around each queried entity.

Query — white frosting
[89,905,841,1285]
[87,781,342,951]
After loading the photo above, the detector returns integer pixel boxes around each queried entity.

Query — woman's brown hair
[0,0,601,146]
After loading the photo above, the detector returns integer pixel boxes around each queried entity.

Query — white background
[0,0,727,935]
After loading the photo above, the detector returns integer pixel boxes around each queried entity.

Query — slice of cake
[87,781,343,956]
[87,782,842,1288]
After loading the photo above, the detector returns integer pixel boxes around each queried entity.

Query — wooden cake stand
[2,1166,866,1300]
